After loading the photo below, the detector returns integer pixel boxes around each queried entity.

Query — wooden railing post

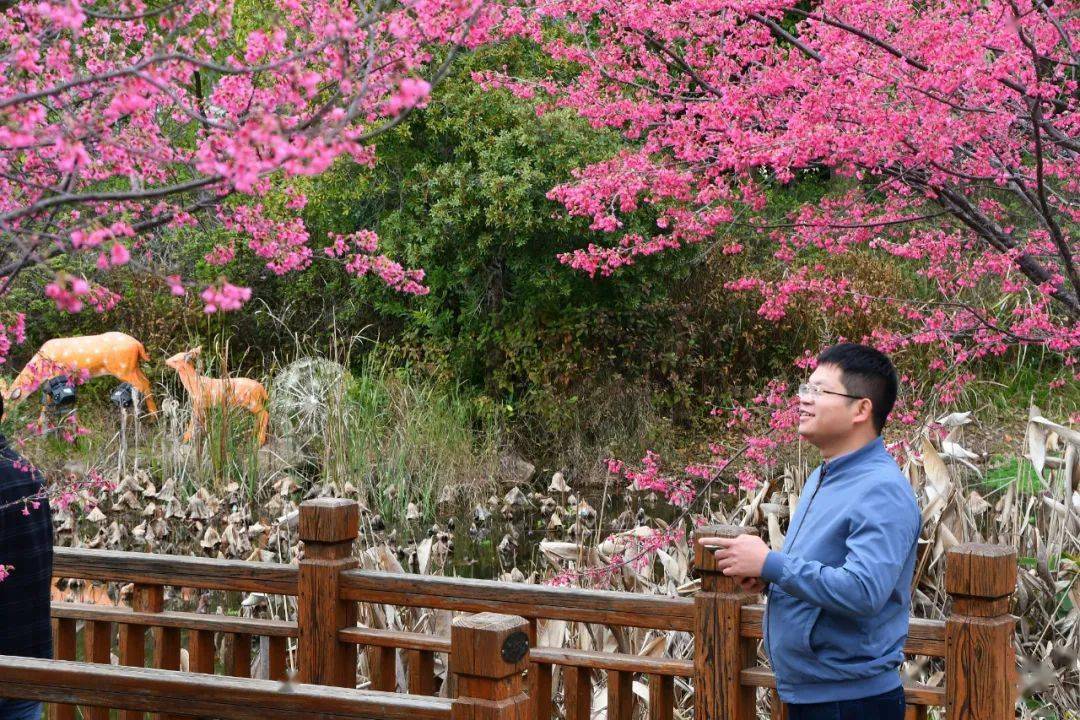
[451,613,530,720]
[297,498,359,687]
[693,525,759,720]
[945,543,1018,720]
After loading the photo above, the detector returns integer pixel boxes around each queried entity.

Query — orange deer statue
[2,332,158,415]
[165,346,269,446]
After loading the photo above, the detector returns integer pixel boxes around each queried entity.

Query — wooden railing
[48,498,1020,720]
[7,612,527,720]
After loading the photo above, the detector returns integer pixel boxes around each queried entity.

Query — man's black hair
[817,343,898,434]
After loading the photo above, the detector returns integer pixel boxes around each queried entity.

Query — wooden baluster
[647,674,673,720]
[188,629,215,674]
[693,525,758,720]
[227,633,252,678]
[297,498,359,688]
[118,615,147,720]
[526,619,541,719]
[49,618,76,720]
[133,584,179,720]
[531,662,553,720]
[451,614,530,720]
[407,649,435,695]
[563,666,591,720]
[945,544,1018,720]
[607,670,634,720]
[268,636,288,681]
[82,619,112,720]
[768,689,788,720]
[370,645,396,691]
[904,705,927,720]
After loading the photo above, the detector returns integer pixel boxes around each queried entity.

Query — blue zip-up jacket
[760,436,921,703]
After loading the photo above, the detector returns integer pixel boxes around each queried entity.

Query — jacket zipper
[766,462,828,668]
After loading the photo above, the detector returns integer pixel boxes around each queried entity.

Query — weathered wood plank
[228,633,252,679]
[188,629,215,674]
[118,620,147,720]
[49,618,77,720]
[0,655,452,720]
[407,650,435,696]
[340,627,450,652]
[647,674,673,720]
[269,636,288,682]
[530,648,691,677]
[370,645,397,692]
[607,670,633,720]
[53,547,298,595]
[52,602,298,637]
[340,571,693,631]
[563,666,591,720]
[905,705,928,720]
[83,620,112,720]
[529,662,552,720]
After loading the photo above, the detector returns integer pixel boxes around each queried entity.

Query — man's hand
[702,534,771,578]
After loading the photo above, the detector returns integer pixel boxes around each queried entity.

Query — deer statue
[2,332,158,416]
[165,346,269,446]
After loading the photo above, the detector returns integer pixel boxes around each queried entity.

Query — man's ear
[854,397,874,425]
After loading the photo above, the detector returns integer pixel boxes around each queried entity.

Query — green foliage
[983,456,1043,494]
[328,351,502,523]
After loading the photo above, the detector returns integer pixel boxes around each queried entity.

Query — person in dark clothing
[705,343,920,720]
[0,393,54,720]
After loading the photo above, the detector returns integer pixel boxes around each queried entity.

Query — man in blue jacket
[707,343,921,720]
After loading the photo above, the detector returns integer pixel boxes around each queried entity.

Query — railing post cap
[450,612,530,678]
[693,524,759,572]
[945,543,1017,598]
[299,498,359,544]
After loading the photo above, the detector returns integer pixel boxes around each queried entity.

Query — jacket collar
[821,435,884,474]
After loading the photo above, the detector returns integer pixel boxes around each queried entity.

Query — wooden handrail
[338,569,695,631]
[53,546,298,594]
[0,656,451,720]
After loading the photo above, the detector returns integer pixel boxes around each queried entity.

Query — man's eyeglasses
[797,383,865,401]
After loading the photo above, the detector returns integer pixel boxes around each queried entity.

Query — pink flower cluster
[325,230,429,295]
[0,314,27,366]
[0,0,523,367]
[483,0,1080,370]
[607,451,697,507]
[44,275,90,312]
[200,281,252,313]
[385,77,432,115]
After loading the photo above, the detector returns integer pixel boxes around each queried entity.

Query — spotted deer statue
[165,346,269,446]
[2,332,157,416]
